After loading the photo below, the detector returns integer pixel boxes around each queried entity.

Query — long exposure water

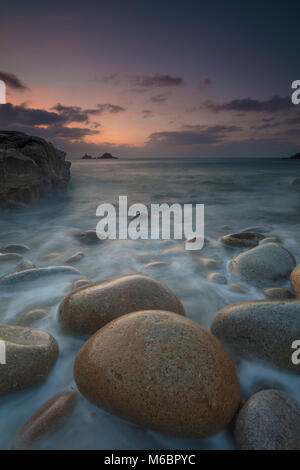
[0,157,300,449]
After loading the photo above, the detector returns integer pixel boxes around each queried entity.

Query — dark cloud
[96,103,126,114]
[142,109,153,118]
[148,93,169,103]
[202,96,293,113]
[0,103,65,127]
[148,124,241,146]
[0,71,28,90]
[52,103,93,123]
[130,74,184,91]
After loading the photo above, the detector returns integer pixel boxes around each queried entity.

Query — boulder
[230,243,296,285]
[15,390,77,448]
[0,131,71,206]
[0,326,58,395]
[74,310,240,438]
[234,390,300,450]
[211,300,300,373]
[58,274,185,335]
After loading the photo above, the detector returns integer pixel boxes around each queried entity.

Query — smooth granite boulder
[230,243,296,285]
[74,310,240,438]
[234,390,300,450]
[211,300,300,373]
[0,326,58,395]
[58,274,185,335]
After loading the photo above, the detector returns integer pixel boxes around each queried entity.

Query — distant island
[81,152,118,160]
[282,152,300,160]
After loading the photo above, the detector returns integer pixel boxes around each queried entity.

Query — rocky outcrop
[0,131,71,206]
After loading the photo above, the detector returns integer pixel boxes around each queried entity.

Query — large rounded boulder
[58,274,185,335]
[230,243,295,285]
[211,300,300,373]
[74,310,240,438]
[234,390,300,450]
[0,326,58,395]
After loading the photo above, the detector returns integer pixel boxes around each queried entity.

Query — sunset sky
[1,0,300,158]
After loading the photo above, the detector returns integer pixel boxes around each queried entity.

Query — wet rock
[197,257,217,269]
[211,300,300,373]
[0,266,81,291]
[207,272,227,284]
[230,243,296,285]
[59,274,185,335]
[75,230,100,244]
[16,260,36,271]
[228,284,249,294]
[0,244,30,255]
[18,309,48,326]
[234,390,300,450]
[218,232,265,248]
[74,310,240,438]
[0,253,23,263]
[0,326,58,395]
[262,287,294,300]
[259,237,281,245]
[141,261,169,273]
[65,252,85,265]
[290,264,300,296]
[39,252,60,261]
[71,279,94,291]
[15,390,77,448]
[0,131,71,207]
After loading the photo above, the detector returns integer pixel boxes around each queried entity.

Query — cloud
[0,71,28,90]
[142,109,153,118]
[130,74,184,91]
[0,103,65,127]
[202,96,293,113]
[52,103,93,123]
[102,73,118,83]
[96,103,126,114]
[148,125,241,146]
[148,93,169,104]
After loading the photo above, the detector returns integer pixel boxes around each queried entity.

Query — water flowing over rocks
[0,131,71,207]
[74,310,240,438]
[234,390,300,450]
[0,326,58,395]
[211,300,300,373]
[58,274,185,335]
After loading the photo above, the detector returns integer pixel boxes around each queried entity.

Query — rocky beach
[1,145,300,450]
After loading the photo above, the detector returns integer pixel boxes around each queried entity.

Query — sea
[0,157,300,449]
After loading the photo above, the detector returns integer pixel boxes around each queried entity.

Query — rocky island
[282,152,300,160]
[97,153,118,159]
[0,131,71,207]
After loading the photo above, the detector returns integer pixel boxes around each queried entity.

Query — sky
[0,0,300,158]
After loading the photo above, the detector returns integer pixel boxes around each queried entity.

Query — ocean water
[0,157,300,449]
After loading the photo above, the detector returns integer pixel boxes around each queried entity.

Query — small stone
[0,253,23,264]
[0,266,81,291]
[15,390,77,448]
[18,309,48,326]
[65,252,85,265]
[259,237,281,245]
[262,287,294,300]
[16,260,36,271]
[290,264,300,296]
[207,272,227,284]
[228,284,249,294]
[0,244,30,255]
[75,230,100,244]
[218,232,265,248]
[71,279,94,291]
